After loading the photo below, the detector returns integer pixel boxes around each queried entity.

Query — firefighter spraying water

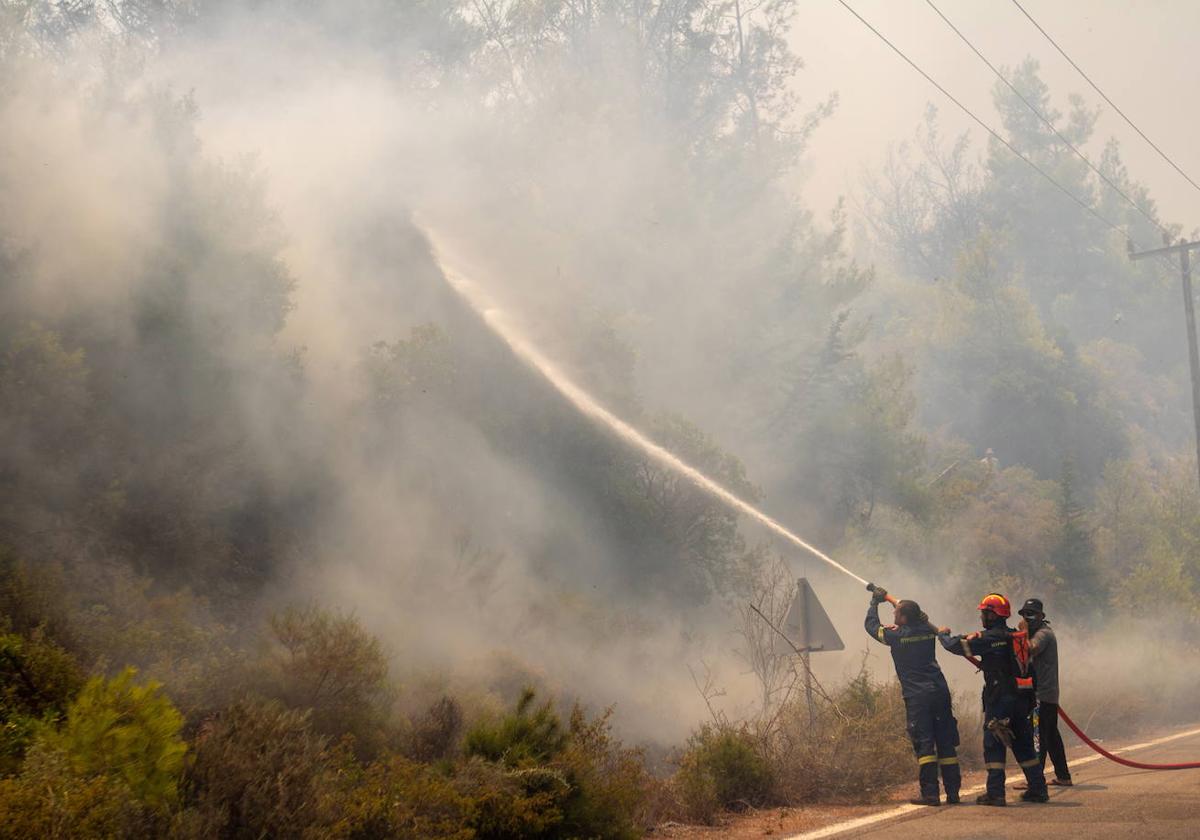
[423,228,1200,798]
[864,585,961,806]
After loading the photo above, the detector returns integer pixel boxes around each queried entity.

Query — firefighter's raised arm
[865,596,900,646]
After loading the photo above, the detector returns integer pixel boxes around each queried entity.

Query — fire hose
[869,584,1200,771]
[433,237,1200,771]
[1055,707,1200,770]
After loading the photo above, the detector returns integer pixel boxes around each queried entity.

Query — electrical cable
[924,0,1169,238]
[834,0,1128,242]
[1009,0,1200,198]
[835,0,1176,271]
[833,1,1200,772]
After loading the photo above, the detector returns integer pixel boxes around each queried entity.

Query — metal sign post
[776,577,845,728]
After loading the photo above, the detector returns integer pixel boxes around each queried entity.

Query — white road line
[783,724,1200,840]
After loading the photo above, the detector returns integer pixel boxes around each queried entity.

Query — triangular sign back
[777,577,844,653]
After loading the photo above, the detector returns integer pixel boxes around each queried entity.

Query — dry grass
[767,672,913,803]
[656,666,984,825]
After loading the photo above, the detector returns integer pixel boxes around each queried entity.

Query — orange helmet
[977,593,1011,618]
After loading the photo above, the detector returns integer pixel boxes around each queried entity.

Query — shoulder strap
[1010,629,1034,689]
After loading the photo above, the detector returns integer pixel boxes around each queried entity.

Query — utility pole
[1129,236,1200,492]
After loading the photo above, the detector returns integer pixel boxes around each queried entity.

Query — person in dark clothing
[1019,598,1072,786]
[865,587,961,806]
[939,593,1048,806]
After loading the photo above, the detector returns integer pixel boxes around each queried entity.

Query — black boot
[975,793,1006,807]
[909,796,940,806]
[1019,761,1049,800]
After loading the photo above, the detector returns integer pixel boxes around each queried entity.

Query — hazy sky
[791,0,1200,236]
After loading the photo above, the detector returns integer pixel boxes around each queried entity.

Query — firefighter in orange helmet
[939,593,1048,806]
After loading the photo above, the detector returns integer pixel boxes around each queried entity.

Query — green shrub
[676,724,773,822]
[408,695,464,763]
[319,751,568,840]
[67,566,243,717]
[0,742,160,839]
[462,689,649,839]
[465,687,567,767]
[264,605,392,756]
[0,553,243,719]
[0,553,78,653]
[456,758,563,840]
[328,755,472,839]
[181,697,335,839]
[0,630,83,774]
[49,667,185,809]
[555,706,648,840]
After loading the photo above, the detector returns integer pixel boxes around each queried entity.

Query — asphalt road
[789,726,1200,839]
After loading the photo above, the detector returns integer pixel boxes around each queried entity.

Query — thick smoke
[3,2,1197,747]
[1,4,835,739]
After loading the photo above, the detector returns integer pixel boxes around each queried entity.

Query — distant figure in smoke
[981,447,999,471]
[865,586,961,806]
[1017,598,1073,787]
[940,593,1048,806]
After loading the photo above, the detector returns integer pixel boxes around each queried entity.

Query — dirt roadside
[646,770,987,839]
[647,720,1200,839]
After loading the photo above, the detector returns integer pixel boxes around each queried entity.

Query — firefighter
[939,593,1048,806]
[865,586,961,806]
[1018,598,1072,786]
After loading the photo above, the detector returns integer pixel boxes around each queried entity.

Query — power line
[924,0,1169,238]
[1009,0,1200,198]
[834,0,1128,242]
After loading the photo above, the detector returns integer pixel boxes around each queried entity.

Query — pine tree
[1051,458,1103,613]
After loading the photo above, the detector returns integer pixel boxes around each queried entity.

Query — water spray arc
[424,232,867,587]
[425,231,1200,774]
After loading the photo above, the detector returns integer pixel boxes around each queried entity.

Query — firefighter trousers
[983,694,1047,799]
[906,689,961,799]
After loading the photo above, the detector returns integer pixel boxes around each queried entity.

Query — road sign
[776,577,845,655]
[774,577,844,727]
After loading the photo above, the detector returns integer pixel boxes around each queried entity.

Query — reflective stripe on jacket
[865,603,951,701]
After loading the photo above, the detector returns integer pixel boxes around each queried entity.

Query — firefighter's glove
[870,586,888,605]
[986,717,1014,748]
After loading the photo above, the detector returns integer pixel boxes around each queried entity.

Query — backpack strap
[1010,629,1034,691]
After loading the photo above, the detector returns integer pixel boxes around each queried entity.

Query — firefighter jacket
[864,603,950,701]
[939,622,1019,706]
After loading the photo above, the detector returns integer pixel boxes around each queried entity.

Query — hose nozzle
[866,582,895,605]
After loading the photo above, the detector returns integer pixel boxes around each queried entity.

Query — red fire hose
[1055,706,1200,770]
[873,587,1200,771]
